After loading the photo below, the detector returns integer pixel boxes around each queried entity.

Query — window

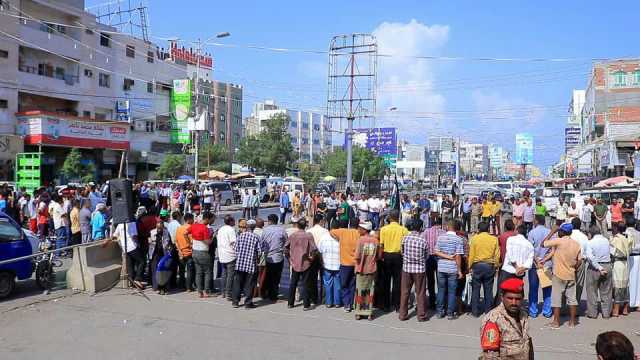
[147,51,154,63]
[313,139,320,145]
[0,49,7,58]
[123,78,134,91]
[0,99,7,109]
[634,70,640,86]
[220,114,225,123]
[219,132,225,141]
[126,45,135,58]
[147,82,153,93]
[145,121,154,133]
[302,138,309,145]
[82,111,91,118]
[302,122,309,129]
[313,124,320,131]
[98,73,110,88]
[291,137,298,144]
[613,71,626,87]
[84,69,93,78]
[290,121,297,128]
[100,33,111,47]
[0,219,22,242]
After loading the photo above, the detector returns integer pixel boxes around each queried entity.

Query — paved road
[1,286,639,360]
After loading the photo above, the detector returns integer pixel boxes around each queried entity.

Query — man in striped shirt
[422,217,445,309]
[232,219,264,309]
[434,220,465,319]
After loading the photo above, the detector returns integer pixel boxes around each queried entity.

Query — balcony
[19,63,79,87]
[19,21,84,60]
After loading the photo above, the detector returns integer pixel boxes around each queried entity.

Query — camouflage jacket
[479,303,533,360]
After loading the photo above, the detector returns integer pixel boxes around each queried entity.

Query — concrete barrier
[66,242,122,293]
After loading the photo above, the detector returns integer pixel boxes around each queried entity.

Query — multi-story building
[580,60,640,176]
[0,0,238,180]
[244,100,332,163]
[488,144,510,179]
[425,136,456,183]
[459,142,489,179]
[396,141,425,179]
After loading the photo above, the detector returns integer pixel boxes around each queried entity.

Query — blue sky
[88,0,640,170]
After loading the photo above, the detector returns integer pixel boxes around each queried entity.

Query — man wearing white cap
[353,221,379,320]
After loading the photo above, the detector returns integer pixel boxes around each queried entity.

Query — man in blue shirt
[434,220,465,319]
[279,187,290,224]
[462,196,472,233]
[527,214,552,318]
[417,194,431,229]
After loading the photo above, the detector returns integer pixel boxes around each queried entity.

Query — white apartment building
[244,100,332,163]
[460,142,489,178]
[0,0,200,181]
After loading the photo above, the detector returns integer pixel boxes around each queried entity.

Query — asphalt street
[1,286,639,360]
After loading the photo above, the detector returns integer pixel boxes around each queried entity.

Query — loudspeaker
[110,178,134,224]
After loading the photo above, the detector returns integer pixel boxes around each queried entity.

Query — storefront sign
[170,79,192,144]
[16,112,130,150]
[15,152,41,193]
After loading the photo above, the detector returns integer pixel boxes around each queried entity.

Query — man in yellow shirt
[490,198,502,235]
[469,221,500,317]
[379,209,409,312]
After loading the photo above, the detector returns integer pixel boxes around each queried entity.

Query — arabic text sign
[349,127,397,156]
[170,79,192,144]
[565,127,581,151]
[17,115,130,150]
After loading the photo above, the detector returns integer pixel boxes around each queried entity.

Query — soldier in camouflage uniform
[479,278,534,359]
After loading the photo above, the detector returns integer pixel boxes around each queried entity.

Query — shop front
[16,111,130,183]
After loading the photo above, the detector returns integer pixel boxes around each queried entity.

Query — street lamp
[192,32,230,188]
[346,106,398,189]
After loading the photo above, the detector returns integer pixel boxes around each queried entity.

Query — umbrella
[595,176,635,188]
[198,170,228,180]
[323,175,337,182]
[177,175,194,181]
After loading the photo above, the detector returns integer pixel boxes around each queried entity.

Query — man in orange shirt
[330,219,360,312]
[175,213,195,292]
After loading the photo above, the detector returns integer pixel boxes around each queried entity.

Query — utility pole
[455,137,461,187]
[192,38,201,188]
[346,38,356,188]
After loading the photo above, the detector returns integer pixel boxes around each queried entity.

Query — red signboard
[170,42,213,69]
[16,111,130,150]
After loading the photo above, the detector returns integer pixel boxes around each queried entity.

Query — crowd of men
[3,181,640,359]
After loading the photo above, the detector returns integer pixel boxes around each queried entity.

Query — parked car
[202,181,234,206]
[0,211,34,298]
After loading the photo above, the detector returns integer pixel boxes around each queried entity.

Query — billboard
[515,133,533,165]
[170,79,192,144]
[349,127,397,169]
[17,114,130,150]
[565,127,581,152]
[350,127,397,155]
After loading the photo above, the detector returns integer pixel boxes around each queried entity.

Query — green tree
[198,143,231,174]
[322,147,387,180]
[155,154,186,179]
[61,148,95,183]
[237,113,295,175]
[298,162,322,189]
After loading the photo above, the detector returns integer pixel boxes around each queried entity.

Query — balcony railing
[18,64,79,85]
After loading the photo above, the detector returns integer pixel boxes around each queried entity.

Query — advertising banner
[348,127,397,169]
[515,133,533,165]
[15,152,41,193]
[170,79,192,144]
[16,113,130,150]
[564,127,581,152]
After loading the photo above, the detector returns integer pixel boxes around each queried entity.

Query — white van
[240,176,269,201]
[202,181,234,206]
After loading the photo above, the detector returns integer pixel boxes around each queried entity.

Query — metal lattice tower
[326,34,377,186]
[88,0,150,42]
[327,34,378,130]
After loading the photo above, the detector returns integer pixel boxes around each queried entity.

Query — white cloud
[468,90,546,149]
[373,19,449,142]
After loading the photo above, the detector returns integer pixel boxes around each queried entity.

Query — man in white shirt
[585,225,612,319]
[49,195,68,255]
[367,195,381,230]
[580,199,594,232]
[111,221,144,289]
[556,198,568,226]
[164,210,181,244]
[570,217,589,308]
[356,194,370,223]
[217,215,237,299]
[307,214,330,304]
[498,224,534,300]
